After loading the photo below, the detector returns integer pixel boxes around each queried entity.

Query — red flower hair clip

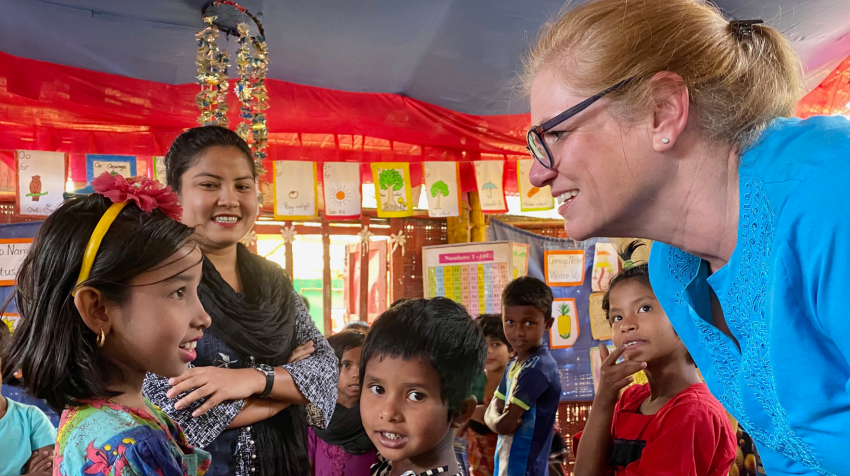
[91,172,182,221]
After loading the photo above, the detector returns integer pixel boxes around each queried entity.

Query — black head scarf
[198,243,306,476]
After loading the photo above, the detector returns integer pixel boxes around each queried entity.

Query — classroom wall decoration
[15,150,66,218]
[153,156,167,185]
[473,160,507,213]
[423,161,461,218]
[545,250,586,286]
[85,154,136,183]
[422,242,518,316]
[0,238,32,286]
[517,159,554,212]
[588,292,612,341]
[591,242,620,292]
[512,242,530,279]
[371,162,414,218]
[550,297,579,349]
[273,161,318,220]
[323,162,362,219]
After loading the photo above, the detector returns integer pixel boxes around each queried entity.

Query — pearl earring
[661,138,670,144]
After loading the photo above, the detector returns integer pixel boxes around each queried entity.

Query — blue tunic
[649,116,850,476]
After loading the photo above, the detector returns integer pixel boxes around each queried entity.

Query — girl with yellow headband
[1,172,213,476]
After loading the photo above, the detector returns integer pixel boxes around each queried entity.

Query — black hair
[327,331,366,364]
[0,321,9,357]
[0,194,196,411]
[360,297,486,416]
[476,314,512,351]
[602,241,651,321]
[343,321,370,334]
[165,125,256,194]
[502,276,554,319]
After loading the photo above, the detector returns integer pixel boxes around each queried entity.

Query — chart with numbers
[422,242,523,315]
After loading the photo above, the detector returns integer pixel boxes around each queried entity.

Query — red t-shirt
[609,383,735,476]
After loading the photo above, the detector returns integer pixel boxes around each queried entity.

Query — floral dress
[54,398,211,476]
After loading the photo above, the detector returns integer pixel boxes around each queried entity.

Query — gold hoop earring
[96,327,106,348]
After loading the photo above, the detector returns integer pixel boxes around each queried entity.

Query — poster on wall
[371,162,414,218]
[592,242,620,292]
[589,344,617,392]
[15,150,66,218]
[153,156,168,185]
[550,298,579,349]
[86,155,136,183]
[473,160,507,213]
[588,292,612,341]
[517,159,554,212]
[423,161,461,218]
[323,162,362,219]
[273,161,318,220]
[0,238,33,286]
[544,250,586,286]
[423,242,516,316]
[512,243,529,279]
[0,160,16,199]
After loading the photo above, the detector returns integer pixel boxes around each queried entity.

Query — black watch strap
[256,364,274,398]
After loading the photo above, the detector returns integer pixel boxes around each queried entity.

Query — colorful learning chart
[422,242,517,315]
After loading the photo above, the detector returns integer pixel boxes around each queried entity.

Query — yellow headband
[72,201,129,296]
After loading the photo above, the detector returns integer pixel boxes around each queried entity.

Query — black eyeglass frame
[526,78,634,169]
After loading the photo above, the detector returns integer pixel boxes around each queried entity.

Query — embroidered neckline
[665,178,831,475]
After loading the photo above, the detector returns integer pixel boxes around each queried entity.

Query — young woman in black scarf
[143,126,338,476]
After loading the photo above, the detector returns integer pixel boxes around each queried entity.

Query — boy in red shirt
[574,242,735,476]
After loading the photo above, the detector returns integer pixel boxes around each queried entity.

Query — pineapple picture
[557,303,572,339]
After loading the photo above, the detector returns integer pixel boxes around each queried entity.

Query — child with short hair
[573,242,735,476]
[0,173,212,475]
[466,314,514,476]
[485,276,562,476]
[309,330,376,476]
[0,324,56,476]
[360,297,486,476]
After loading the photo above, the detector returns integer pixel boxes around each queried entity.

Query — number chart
[422,242,520,315]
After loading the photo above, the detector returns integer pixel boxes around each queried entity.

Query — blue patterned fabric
[649,116,850,476]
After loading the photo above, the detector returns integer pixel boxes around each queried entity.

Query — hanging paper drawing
[517,159,554,211]
[16,150,67,218]
[473,160,507,213]
[592,242,621,292]
[273,161,318,220]
[323,162,362,219]
[423,161,460,217]
[371,163,414,218]
[550,298,579,349]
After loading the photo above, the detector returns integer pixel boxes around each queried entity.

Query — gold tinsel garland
[234,22,269,172]
[195,16,230,127]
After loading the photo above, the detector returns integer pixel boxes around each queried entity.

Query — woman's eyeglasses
[527,78,633,169]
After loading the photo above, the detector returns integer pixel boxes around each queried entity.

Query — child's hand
[25,447,53,473]
[167,366,266,417]
[288,341,315,364]
[595,344,646,408]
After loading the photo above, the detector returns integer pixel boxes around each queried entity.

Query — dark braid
[601,240,650,321]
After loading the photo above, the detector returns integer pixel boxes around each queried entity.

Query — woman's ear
[73,287,113,338]
[452,395,479,428]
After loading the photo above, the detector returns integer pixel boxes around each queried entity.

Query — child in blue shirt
[0,323,56,476]
[486,277,562,476]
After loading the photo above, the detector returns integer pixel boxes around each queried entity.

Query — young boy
[360,297,487,476]
[485,276,562,476]
[0,324,56,476]
[309,330,376,476]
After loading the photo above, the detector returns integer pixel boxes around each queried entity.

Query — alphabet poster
[371,162,414,218]
[423,161,461,218]
[273,161,318,220]
[322,162,362,219]
[473,160,507,213]
[517,159,554,211]
[86,154,136,183]
[15,150,66,218]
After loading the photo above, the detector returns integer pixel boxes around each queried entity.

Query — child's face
[338,346,362,403]
[484,336,512,372]
[361,355,453,466]
[503,305,553,355]
[607,279,687,363]
[103,243,211,380]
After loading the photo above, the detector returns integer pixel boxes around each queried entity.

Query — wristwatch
[255,364,275,398]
